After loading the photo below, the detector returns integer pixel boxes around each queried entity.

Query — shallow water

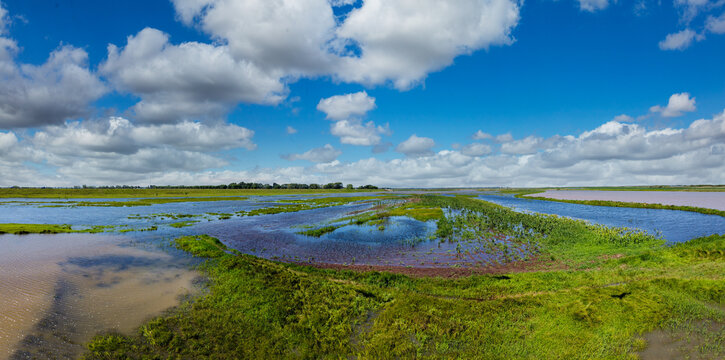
[0,233,198,359]
[1,192,723,358]
[531,190,725,211]
[478,194,725,243]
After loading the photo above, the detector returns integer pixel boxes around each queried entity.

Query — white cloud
[286,125,298,134]
[173,0,522,90]
[658,29,704,50]
[500,135,544,155]
[335,0,521,89]
[317,91,376,120]
[101,27,285,123]
[317,91,388,146]
[172,0,338,76]
[32,117,256,156]
[577,0,610,12]
[0,45,107,128]
[282,144,341,163]
[396,134,436,157]
[461,142,492,156]
[674,0,712,23]
[649,92,697,117]
[706,11,725,33]
[0,2,8,33]
[613,114,634,122]
[5,110,725,187]
[330,119,389,146]
[472,130,493,140]
[495,133,514,143]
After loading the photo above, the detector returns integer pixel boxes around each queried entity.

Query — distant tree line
[147,182,379,190]
[6,183,380,190]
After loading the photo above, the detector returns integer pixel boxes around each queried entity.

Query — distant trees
[142,182,380,190]
[19,182,382,190]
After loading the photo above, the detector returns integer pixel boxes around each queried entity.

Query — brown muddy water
[529,190,725,211]
[0,234,200,360]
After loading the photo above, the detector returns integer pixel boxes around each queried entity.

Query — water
[477,194,725,243]
[0,233,199,359]
[531,190,725,211]
[1,192,723,357]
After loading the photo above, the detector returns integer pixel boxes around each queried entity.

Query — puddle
[0,234,199,359]
[639,320,724,360]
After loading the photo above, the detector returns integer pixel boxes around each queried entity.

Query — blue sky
[0,0,724,187]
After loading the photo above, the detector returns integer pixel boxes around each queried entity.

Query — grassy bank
[83,196,724,359]
[0,223,117,234]
[0,188,378,199]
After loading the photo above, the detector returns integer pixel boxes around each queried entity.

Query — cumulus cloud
[396,134,436,157]
[335,0,521,89]
[330,119,390,146]
[613,114,634,122]
[282,144,341,163]
[495,133,514,143]
[658,28,704,50]
[5,110,725,187]
[0,45,107,128]
[317,91,388,145]
[0,2,7,33]
[577,0,610,12]
[101,27,285,123]
[461,142,492,156]
[649,92,697,117]
[472,130,493,140]
[173,0,522,90]
[317,91,376,120]
[706,11,725,33]
[286,125,298,134]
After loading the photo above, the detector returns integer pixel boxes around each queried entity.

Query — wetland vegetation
[76,195,723,359]
[1,189,722,358]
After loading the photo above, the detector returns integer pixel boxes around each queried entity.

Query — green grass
[0,188,375,199]
[169,220,200,228]
[0,223,118,234]
[82,196,724,358]
[84,231,724,359]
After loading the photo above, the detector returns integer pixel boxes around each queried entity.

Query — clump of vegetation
[0,223,117,234]
[169,220,200,228]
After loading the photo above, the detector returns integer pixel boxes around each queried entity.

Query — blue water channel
[477,193,725,243]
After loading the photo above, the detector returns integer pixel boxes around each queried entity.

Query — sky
[0,0,724,187]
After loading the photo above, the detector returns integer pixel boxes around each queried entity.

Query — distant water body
[530,190,725,211]
[478,194,725,243]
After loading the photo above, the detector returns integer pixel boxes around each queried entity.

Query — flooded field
[530,190,725,211]
[0,191,723,359]
[478,193,725,243]
[0,234,199,359]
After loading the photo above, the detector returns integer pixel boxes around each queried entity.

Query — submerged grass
[84,230,725,359]
[81,196,724,358]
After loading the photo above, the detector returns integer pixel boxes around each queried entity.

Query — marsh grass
[83,231,724,359]
[82,196,724,359]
